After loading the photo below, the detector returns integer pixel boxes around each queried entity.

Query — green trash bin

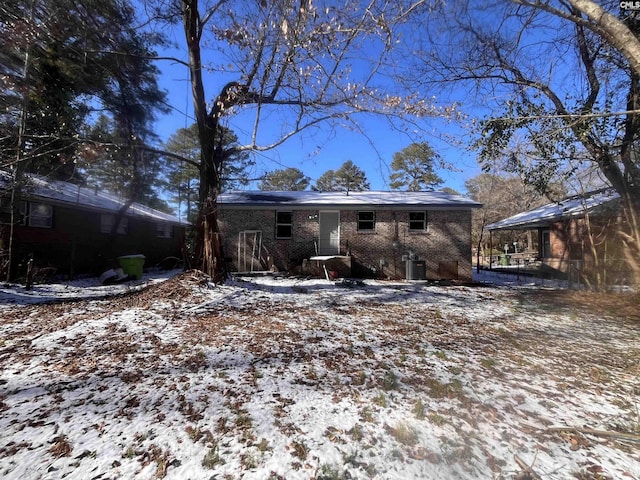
[499,254,510,266]
[117,254,145,279]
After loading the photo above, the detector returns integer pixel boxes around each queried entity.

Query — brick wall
[546,216,627,277]
[219,206,474,281]
[218,209,319,272]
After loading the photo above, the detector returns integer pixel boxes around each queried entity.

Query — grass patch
[202,441,224,469]
[122,446,136,459]
[424,377,465,400]
[373,392,387,408]
[433,351,448,361]
[317,463,346,480]
[354,370,367,385]
[256,438,270,452]
[359,407,375,422]
[240,450,261,469]
[235,411,253,430]
[386,422,418,446]
[480,357,497,369]
[428,412,447,426]
[290,440,308,460]
[382,369,399,391]
[413,399,426,420]
[348,424,364,441]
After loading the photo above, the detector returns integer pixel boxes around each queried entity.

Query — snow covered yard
[0,272,638,480]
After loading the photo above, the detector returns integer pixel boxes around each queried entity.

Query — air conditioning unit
[406,259,426,280]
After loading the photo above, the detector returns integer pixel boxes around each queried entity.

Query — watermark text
[621,1,640,10]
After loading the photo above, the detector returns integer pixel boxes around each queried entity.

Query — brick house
[217,191,481,281]
[0,172,187,279]
[486,189,628,283]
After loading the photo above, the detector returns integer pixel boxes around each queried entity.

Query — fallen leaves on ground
[0,273,638,480]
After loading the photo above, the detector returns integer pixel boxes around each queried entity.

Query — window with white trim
[28,202,53,228]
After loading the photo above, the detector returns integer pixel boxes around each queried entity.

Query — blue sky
[152,18,482,194]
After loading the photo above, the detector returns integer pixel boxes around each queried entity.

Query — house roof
[218,190,482,209]
[486,189,620,231]
[0,171,187,225]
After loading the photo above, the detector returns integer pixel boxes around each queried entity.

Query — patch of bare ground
[519,289,640,322]
[124,270,213,306]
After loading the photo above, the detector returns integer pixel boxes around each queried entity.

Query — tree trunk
[181,0,226,282]
[6,42,32,283]
[191,125,227,282]
[194,193,226,282]
[5,178,19,283]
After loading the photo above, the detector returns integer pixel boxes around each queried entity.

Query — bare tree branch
[512,0,640,77]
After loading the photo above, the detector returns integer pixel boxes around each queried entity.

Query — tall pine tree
[1,0,168,184]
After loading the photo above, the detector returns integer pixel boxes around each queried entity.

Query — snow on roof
[486,189,620,231]
[0,171,187,225]
[218,190,482,209]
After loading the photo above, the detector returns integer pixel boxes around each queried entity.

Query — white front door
[318,211,340,255]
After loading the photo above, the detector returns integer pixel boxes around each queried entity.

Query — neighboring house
[0,172,187,278]
[486,189,627,282]
[217,190,481,281]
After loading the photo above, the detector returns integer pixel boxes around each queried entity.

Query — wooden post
[25,255,34,290]
[489,230,493,270]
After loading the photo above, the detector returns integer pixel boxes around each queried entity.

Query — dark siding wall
[4,204,185,277]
